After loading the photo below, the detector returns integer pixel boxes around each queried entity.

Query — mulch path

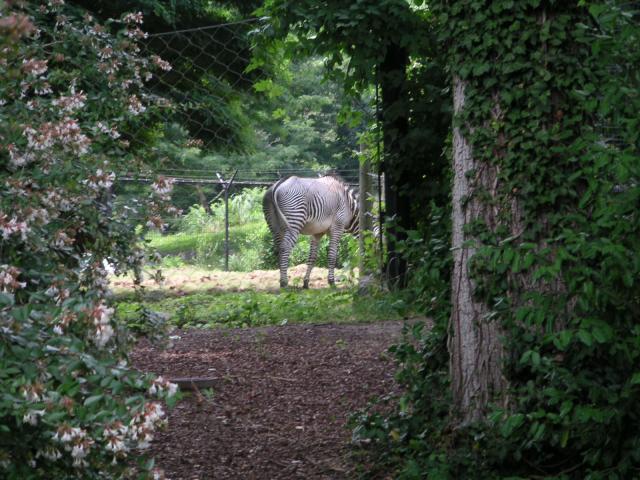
[131,321,405,479]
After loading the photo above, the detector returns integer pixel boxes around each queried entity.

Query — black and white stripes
[262,175,359,288]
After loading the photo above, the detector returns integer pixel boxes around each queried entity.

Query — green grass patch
[117,288,413,329]
[148,221,267,265]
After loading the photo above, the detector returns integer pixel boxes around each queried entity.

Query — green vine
[356,1,640,478]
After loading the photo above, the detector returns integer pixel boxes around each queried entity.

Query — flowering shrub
[0,2,177,478]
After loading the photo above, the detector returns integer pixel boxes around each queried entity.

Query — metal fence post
[224,184,229,271]
[216,170,238,272]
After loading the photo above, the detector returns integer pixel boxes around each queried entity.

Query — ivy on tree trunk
[449,76,506,424]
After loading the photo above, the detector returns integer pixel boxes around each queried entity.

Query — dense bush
[0,3,178,478]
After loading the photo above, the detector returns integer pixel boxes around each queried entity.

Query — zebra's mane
[319,173,355,191]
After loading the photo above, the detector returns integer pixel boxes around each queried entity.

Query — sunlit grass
[110,264,356,295]
[113,264,418,329]
[116,287,413,329]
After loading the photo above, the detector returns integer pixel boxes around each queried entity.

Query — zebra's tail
[267,177,289,229]
[263,178,289,252]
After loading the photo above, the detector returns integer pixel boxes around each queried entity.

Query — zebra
[263,175,359,288]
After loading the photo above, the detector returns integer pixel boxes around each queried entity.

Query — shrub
[0,4,177,478]
[176,204,216,234]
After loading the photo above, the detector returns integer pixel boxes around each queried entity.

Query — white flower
[145,402,164,423]
[52,92,86,112]
[104,421,128,438]
[148,376,178,397]
[36,447,62,461]
[44,285,59,298]
[151,176,173,196]
[83,169,115,191]
[22,59,48,76]
[52,230,73,249]
[23,117,91,153]
[0,214,30,240]
[0,265,26,293]
[94,323,114,348]
[167,382,178,397]
[151,55,172,72]
[34,82,53,96]
[53,425,85,443]
[123,12,144,24]
[7,146,35,167]
[98,46,113,60]
[105,436,126,453]
[71,444,86,458]
[92,302,114,325]
[127,95,146,115]
[22,409,45,426]
[25,208,50,226]
[125,27,148,39]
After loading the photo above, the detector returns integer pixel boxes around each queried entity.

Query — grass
[117,288,411,329]
[118,193,392,331]
[146,220,358,272]
[110,264,358,295]
[147,221,268,269]
[113,265,416,330]
[147,230,209,256]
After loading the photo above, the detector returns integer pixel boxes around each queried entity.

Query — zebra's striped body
[263,175,359,288]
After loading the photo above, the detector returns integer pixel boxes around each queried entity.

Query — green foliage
[148,221,266,269]
[210,187,265,227]
[352,204,454,478]
[0,3,177,477]
[71,0,261,151]
[117,287,412,329]
[356,1,640,478]
[259,0,426,92]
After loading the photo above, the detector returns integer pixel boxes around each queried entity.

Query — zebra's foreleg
[279,229,299,288]
[327,227,344,287]
[303,234,322,289]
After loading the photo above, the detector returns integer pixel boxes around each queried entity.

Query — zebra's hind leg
[279,229,299,288]
[303,234,322,289]
[327,226,344,287]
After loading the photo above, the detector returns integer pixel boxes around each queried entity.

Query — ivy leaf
[553,330,572,351]
[577,330,592,347]
[500,413,525,437]
[83,395,103,407]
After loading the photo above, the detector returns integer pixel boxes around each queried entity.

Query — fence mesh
[127,18,364,189]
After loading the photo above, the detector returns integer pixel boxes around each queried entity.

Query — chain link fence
[127,18,365,186]
[113,18,382,271]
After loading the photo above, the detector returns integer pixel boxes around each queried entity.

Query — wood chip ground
[131,321,404,479]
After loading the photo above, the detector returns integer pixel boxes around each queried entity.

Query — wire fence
[114,18,382,271]
[127,18,366,189]
[142,18,265,153]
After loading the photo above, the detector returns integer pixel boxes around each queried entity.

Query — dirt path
[132,322,403,479]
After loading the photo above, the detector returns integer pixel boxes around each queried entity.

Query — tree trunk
[380,42,410,288]
[448,76,507,425]
[358,154,374,293]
